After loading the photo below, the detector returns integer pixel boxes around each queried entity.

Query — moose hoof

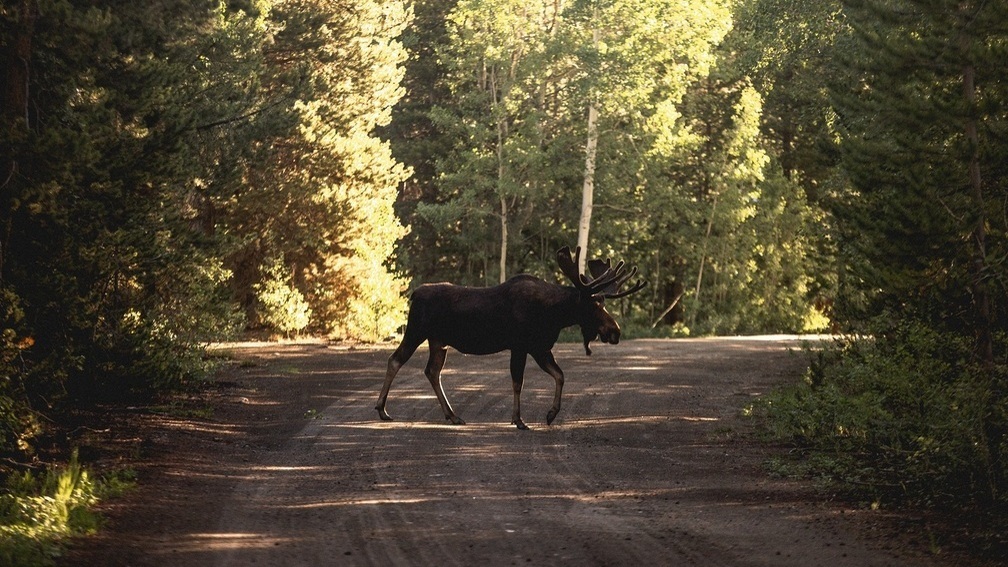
[546,408,559,425]
[376,407,393,421]
[513,419,529,430]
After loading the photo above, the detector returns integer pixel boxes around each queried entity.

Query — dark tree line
[0,0,409,457]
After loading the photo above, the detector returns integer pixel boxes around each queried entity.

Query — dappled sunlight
[562,414,716,428]
[274,487,676,512]
[156,417,244,436]
[164,469,263,483]
[232,398,283,407]
[97,337,872,566]
[282,496,443,509]
[321,419,521,433]
[619,365,661,371]
[135,341,815,550]
[170,532,303,552]
[386,392,438,401]
[255,465,328,473]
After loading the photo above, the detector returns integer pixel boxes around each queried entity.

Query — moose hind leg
[426,343,464,425]
[375,335,423,421]
[533,351,565,425]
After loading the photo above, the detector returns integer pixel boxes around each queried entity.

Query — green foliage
[746,0,1008,554]
[318,254,408,343]
[0,451,132,567]
[255,260,312,337]
[829,0,1008,328]
[0,288,40,456]
[220,0,412,340]
[0,3,413,557]
[393,0,832,335]
[0,1,252,446]
[753,322,1006,510]
[674,82,825,334]
[0,0,414,461]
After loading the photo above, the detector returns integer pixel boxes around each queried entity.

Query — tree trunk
[492,66,509,283]
[1,0,38,282]
[690,193,718,327]
[499,196,508,283]
[577,101,597,274]
[961,50,995,373]
[960,20,1000,503]
[2,1,35,124]
[577,28,600,275]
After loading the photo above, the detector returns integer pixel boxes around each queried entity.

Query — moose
[375,246,646,429]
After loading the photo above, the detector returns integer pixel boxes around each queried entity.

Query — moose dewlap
[374,246,646,430]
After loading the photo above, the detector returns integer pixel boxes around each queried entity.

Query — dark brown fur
[374,247,644,429]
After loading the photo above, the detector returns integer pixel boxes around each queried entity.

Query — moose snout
[600,324,621,344]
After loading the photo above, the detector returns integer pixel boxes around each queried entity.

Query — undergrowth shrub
[751,320,1006,509]
[0,288,40,456]
[255,260,312,337]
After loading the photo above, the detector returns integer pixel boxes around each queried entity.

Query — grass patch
[0,450,134,567]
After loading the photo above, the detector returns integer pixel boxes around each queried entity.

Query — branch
[651,290,684,329]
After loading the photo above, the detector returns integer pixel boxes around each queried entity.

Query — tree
[831,0,1008,502]
[406,0,734,289]
[219,0,412,340]
[0,0,415,459]
[563,0,733,273]
[834,0,1007,339]
[422,0,572,284]
[382,0,459,283]
[394,0,828,336]
[0,0,257,455]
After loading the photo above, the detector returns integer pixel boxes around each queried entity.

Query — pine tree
[834,0,1008,502]
[0,0,255,440]
[834,0,1007,332]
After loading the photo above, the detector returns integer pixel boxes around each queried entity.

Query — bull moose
[375,246,646,429]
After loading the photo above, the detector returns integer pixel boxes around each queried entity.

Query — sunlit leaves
[221,0,411,339]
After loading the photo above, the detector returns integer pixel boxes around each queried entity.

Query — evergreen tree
[382,0,459,283]
[399,0,735,293]
[833,0,1007,337]
[833,0,1007,502]
[0,0,249,453]
[416,0,578,285]
[0,0,415,456]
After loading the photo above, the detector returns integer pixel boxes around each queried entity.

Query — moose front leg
[509,350,529,430]
[532,351,564,425]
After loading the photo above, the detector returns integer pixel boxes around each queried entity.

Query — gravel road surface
[63,337,963,566]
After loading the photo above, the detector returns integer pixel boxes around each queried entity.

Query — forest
[1,0,1006,551]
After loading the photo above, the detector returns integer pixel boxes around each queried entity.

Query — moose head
[556,246,647,355]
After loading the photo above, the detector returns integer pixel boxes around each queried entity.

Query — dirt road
[64,338,960,566]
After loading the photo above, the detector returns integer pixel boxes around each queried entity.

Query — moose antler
[556,246,587,287]
[604,277,647,299]
[557,246,647,299]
